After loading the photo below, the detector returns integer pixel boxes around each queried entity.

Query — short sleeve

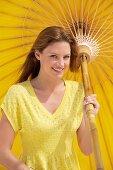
[76,83,85,130]
[0,85,21,133]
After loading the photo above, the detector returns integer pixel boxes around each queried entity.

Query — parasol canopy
[0,0,113,169]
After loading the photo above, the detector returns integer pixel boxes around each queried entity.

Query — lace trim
[19,148,80,170]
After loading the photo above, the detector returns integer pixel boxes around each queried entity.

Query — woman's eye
[63,55,70,59]
[50,55,57,58]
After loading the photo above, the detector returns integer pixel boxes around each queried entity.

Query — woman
[0,26,100,170]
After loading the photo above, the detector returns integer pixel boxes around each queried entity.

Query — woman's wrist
[14,162,30,170]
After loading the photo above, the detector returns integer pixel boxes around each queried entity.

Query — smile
[52,68,64,72]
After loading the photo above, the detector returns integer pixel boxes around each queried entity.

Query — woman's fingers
[83,94,100,116]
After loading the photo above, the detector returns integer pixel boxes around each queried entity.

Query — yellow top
[0,80,84,170]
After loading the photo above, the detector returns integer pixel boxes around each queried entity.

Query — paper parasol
[0,0,113,169]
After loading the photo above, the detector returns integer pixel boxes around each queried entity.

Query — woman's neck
[31,73,65,92]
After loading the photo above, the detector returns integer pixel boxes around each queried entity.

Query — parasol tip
[78,44,91,63]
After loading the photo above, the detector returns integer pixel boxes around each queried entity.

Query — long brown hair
[16,26,78,83]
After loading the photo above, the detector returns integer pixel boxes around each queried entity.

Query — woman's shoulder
[6,80,29,95]
[65,80,84,101]
[65,80,83,89]
[65,80,84,97]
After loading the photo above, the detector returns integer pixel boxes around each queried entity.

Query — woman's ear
[34,50,41,60]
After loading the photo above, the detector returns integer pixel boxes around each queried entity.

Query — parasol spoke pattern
[0,0,113,169]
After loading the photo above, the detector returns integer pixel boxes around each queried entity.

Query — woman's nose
[57,59,64,67]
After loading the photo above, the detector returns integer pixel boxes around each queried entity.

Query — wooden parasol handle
[80,54,104,170]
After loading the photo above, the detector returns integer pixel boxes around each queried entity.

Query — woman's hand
[83,94,100,116]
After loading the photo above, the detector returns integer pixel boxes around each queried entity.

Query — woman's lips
[52,67,64,72]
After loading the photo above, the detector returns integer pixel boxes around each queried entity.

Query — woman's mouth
[52,67,64,72]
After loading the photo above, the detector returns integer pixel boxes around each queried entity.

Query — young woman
[0,26,100,170]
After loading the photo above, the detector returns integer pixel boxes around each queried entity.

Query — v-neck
[27,79,68,119]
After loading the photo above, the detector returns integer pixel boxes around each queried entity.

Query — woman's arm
[77,94,100,156]
[76,113,92,156]
[0,149,29,170]
[0,110,30,170]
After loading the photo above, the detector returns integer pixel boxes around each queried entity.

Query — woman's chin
[51,68,64,77]
[50,73,63,80]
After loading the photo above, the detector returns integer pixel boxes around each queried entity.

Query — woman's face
[35,41,71,79]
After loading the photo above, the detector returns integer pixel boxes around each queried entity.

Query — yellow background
[0,0,113,169]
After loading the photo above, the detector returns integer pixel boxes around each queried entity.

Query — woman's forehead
[43,41,71,53]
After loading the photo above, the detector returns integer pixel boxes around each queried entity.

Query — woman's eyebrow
[49,53,71,55]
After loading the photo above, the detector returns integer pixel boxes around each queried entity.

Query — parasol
[0,0,113,169]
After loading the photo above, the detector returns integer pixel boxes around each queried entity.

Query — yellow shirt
[0,80,84,170]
